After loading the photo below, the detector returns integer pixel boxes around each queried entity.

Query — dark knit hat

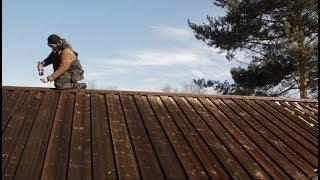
[47,34,62,44]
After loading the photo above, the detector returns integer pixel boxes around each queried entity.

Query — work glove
[40,76,49,83]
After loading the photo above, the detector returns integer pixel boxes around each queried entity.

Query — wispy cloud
[64,24,241,91]
[149,25,247,64]
[82,51,236,91]
[150,24,193,38]
[87,49,214,67]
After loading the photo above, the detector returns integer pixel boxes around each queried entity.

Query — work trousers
[54,71,77,89]
[53,60,84,89]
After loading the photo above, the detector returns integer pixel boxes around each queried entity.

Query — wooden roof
[2,86,318,179]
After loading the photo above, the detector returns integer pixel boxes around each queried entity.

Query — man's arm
[40,52,54,67]
[47,48,76,81]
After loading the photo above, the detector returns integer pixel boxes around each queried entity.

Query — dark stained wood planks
[91,93,117,179]
[266,100,318,137]
[2,90,29,132]
[306,102,318,111]
[288,102,318,120]
[134,95,186,179]
[147,95,209,179]
[161,96,232,179]
[279,101,318,126]
[199,97,275,179]
[234,100,311,178]
[120,94,164,179]
[2,90,30,169]
[297,102,318,115]
[220,98,292,179]
[173,96,256,179]
[68,93,92,179]
[247,100,317,157]
[29,92,61,178]
[2,91,44,179]
[14,92,59,179]
[41,92,75,179]
[2,90,13,108]
[106,94,140,179]
[1,86,318,179]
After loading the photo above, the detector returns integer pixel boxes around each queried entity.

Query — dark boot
[54,82,73,89]
[73,82,87,89]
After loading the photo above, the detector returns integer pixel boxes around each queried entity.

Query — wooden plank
[91,93,117,179]
[223,99,290,179]
[161,96,232,179]
[253,100,318,152]
[2,90,13,108]
[2,91,29,168]
[244,99,317,175]
[233,99,312,179]
[41,92,75,179]
[68,93,92,179]
[106,94,140,179]
[210,98,287,178]
[279,101,317,127]
[147,95,209,179]
[288,102,318,120]
[306,103,318,110]
[174,96,265,179]
[255,101,318,147]
[120,94,164,179]
[200,97,279,179]
[2,90,28,132]
[2,91,44,179]
[134,95,186,179]
[14,91,56,179]
[297,102,318,115]
[187,97,253,179]
[256,101,318,147]
[199,98,310,178]
[265,100,318,137]
[2,115,25,170]
[29,92,60,179]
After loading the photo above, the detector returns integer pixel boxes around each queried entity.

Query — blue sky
[3,0,242,91]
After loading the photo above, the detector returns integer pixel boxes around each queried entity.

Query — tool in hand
[38,67,44,76]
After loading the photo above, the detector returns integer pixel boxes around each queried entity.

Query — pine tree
[189,0,318,98]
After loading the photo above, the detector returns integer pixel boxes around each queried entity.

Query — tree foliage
[189,0,318,98]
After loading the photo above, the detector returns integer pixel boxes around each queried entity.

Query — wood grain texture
[68,93,92,179]
[2,90,13,108]
[1,87,318,179]
[134,95,187,179]
[2,91,44,179]
[148,95,209,179]
[41,92,75,179]
[14,91,57,179]
[106,94,140,179]
[91,93,117,179]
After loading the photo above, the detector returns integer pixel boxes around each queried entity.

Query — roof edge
[2,86,318,103]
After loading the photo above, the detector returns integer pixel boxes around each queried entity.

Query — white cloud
[150,25,193,38]
[81,46,235,91]
[106,50,212,67]
[150,24,248,64]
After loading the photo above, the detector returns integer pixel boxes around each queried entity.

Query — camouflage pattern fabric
[54,60,84,89]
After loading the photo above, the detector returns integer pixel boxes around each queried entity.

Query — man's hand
[37,62,44,69]
[40,76,49,83]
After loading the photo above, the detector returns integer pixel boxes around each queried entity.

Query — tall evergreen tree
[189,0,318,98]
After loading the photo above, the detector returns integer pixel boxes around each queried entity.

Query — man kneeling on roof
[37,34,87,89]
